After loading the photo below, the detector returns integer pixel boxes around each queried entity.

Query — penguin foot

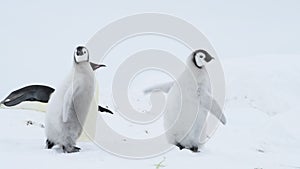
[175,143,185,150]
[189,146,199,153]
[45,139,55,149]
[62,145,81,153]
[175,143,200,153]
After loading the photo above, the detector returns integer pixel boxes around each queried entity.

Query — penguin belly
[163,76,208,152]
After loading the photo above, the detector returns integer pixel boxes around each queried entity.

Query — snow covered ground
[1,54,299,169]
[1,1,300,168]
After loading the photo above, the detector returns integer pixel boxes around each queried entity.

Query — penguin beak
[90,62,106,71]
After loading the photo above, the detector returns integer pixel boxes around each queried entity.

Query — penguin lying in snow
[0,85,113,114]
[0,85,54,112]
[45,46,106,153]
[145,49,226,152]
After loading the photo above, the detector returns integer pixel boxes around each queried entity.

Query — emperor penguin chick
[164,49,226,152]
[45,46,105,153]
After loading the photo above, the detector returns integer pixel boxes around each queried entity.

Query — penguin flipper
[210,98,226,125]
[204,92,226,125]
[62,87,73,123]
[98,106,114,114]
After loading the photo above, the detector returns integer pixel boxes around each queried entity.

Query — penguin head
[74,46,106,70]
[74,46,89,63]
[191,49,214,69]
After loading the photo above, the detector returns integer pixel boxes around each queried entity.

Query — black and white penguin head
[74,46,89,63]
[74,46,106,70]
[191,49,214,69]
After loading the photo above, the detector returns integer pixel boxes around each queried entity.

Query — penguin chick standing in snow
[45,46,105,153]
[163,49,226,152]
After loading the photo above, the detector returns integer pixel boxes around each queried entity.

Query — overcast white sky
[1,0,300,96]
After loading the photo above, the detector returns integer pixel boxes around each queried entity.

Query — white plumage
[45,46,104,153]
[145,49,226,152]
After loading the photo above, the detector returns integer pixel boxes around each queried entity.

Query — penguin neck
[73,62,93,74]
[183,61,208,85]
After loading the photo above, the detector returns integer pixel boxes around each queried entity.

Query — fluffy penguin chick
[164,49,226,152]
[45,46,105,153]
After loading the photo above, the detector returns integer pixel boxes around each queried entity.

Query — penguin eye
[197,53,205,59]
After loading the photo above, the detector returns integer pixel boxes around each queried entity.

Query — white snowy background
[1,0,300,169]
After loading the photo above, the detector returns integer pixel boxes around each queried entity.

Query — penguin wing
[62,87,73,123]
[210,98,226,125]
[203,92,226,125]
[98,106,113,114]
[144,81,174,94]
